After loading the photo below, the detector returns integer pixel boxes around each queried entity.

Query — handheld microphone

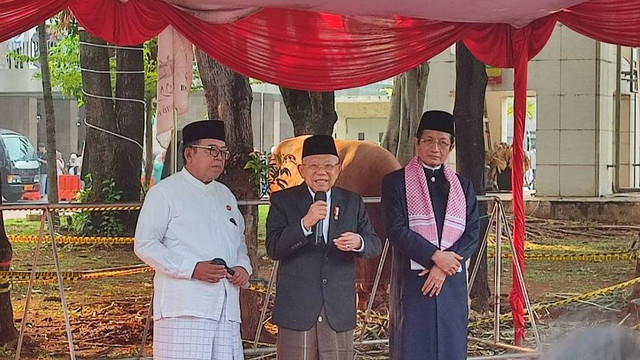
[211,258,235,275]
[314,191,327,246]
[211,258,250,288]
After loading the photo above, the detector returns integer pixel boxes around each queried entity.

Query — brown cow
[272,136,401,310]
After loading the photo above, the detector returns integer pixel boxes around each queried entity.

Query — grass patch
[257,204,269,242]
[486,235,638,300]
[3,217,42,236]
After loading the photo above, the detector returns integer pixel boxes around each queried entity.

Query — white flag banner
[156,25,193,149]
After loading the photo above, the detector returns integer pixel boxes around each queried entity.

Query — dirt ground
[0,215,638,359]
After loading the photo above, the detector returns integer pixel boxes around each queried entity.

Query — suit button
[322,279,328,285]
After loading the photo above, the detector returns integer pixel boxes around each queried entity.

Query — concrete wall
[0,94,82,161]
[424,23,631,197]
[335,97,390,143]
[0,96,38,146]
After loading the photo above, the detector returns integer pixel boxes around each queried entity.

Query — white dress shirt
[134,168,252,322]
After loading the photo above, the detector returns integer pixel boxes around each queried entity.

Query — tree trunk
[195,50,220,120]
[382,62,429,166]
[39,23,59,205]
[0,174,17,344]
[453,41,490,312]
[196,51,264,341]
[79,30,117,192]
[143,97,154,189]
[279,88,337,136]
[114,44,145,231]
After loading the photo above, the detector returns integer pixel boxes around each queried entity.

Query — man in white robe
[135,119,252,360]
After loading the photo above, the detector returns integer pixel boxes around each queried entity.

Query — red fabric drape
[0,0,70,43]
[70,0,167,45]
[462,17,557,68]
[462,17,556,344]
[558,0,640,47]
[73,0,470,90]
[2,0,640,91]
[508,27,531,346]
[171,10,469,90]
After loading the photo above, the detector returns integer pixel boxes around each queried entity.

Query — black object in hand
[210,258,235,276]
[314,191,327,246]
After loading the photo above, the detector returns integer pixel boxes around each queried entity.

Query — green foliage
[48,33,83,103]
[8,28,160,107]
[67,174,124,236]
[144,38,158,101]
[7,33,82,104]
[244,151,296,198]
[506,96,536,121]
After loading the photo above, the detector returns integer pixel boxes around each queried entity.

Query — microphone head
[210,258,227,267]
[211,258,235,275]
[315,191,327,202]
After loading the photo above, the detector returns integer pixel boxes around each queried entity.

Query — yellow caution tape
[0,204,142,212]
[469,276,640,328]
[54,205,141,212]
[8,235,135,245]
[0,264,152,283]
[488,250,640,262]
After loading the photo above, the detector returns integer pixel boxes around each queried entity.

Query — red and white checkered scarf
[404,156,466,249]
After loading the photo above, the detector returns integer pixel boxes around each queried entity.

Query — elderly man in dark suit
[266,135,382,360]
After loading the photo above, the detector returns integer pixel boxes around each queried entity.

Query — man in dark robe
[382,110,480,360]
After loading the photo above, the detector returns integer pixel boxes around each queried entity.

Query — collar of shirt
[421,163,442,171]
[181,168,218,195]
[307,187,332,241]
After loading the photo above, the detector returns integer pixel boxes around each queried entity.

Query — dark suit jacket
[266,184,382,332]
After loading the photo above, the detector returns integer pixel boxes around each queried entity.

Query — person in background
[68,153,80,176]
[152,150,166,185]
[545,327,640,360]
[37,143,48,198]
[56,151,65,176]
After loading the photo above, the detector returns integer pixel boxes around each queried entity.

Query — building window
[358,132,365,140]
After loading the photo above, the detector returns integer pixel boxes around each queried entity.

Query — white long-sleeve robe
[135,168,252,323]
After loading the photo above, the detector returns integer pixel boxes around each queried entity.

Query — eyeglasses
[302,163,340,172]
[417,138,451,149]
[190,145,231,160]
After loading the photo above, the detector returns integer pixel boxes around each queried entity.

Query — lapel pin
[333,206,340,221]
[226,205,232,211]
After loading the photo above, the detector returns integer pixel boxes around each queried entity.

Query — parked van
[0,129,40,202]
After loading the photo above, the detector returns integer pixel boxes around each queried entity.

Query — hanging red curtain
[463,16,556,344]
[69,0,168,45]
[558,0,640,46]
[0,0,70,43]
[71,0,470,90]
[2,0,640,91]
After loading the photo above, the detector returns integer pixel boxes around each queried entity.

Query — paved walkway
[1,199,46,219]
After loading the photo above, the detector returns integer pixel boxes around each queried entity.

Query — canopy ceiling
[170,0,588,26]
